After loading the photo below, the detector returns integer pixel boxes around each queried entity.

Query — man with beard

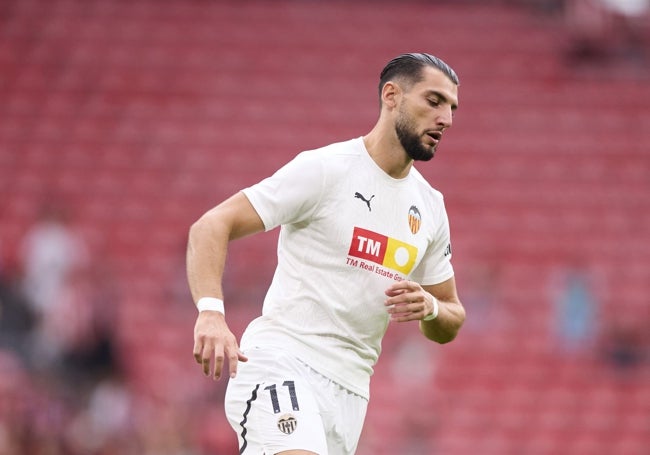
[187,53,465,455]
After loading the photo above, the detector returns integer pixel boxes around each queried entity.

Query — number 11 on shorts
[264,380,300,413]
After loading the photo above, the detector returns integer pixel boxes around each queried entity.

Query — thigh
[225,349,329,455]
[305,364,368,455]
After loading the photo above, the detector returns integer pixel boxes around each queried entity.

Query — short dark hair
[378,53,459,99]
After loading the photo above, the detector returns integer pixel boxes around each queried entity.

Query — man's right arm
[187,191,265,380]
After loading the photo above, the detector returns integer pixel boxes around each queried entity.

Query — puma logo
[354,192,375,211]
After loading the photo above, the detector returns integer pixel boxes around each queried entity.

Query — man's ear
[381,81,401,110]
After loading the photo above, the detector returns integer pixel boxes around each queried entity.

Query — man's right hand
[193,311,248,380]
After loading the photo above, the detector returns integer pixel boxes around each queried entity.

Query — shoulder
[299,137,363,162]
[261,137,361,191]
[294,137,364,178]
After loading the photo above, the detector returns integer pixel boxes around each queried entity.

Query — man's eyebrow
[426,90,459,110]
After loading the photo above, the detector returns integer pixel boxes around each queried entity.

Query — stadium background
[0,0,648,454]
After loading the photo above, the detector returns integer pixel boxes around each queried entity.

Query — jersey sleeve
[241,151,325,231]
[410,201,454,286]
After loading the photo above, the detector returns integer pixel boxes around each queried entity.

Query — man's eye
[428,99,440,107]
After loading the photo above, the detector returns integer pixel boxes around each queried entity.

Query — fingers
[193,312,246,380]
[386,303,422,322]
[384,280,421,305]
[193,336,248,380]
[195,341,225,380]
[385,279,418,296]
[193,336,209,368]
[384,280,428,321]
[193,338,218,378]
[227,350,249,380]
[213,346,249,380]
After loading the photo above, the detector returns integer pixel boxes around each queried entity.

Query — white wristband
[422,294,439,321]
[197,297,225,315]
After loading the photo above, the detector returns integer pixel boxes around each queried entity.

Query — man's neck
[363,127,413,179]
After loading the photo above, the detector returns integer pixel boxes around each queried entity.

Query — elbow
[187,215,219,252]
[440,306,467,344]
[188,216,205,237]
[436,329,459,344]
[428,305,466,344]
[188,218,205,245]
[420,324,461,344]
[189,212,219,240]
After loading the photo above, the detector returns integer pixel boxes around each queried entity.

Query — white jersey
[240,137,454,398]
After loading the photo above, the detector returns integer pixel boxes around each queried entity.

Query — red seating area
[1,1,649,454]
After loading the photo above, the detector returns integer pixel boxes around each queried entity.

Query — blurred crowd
[564,0,649,63]
[0,201,238,455]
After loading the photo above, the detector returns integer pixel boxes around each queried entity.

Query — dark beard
[395,115,434,162]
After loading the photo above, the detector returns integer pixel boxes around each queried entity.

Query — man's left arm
[384,277,465,344]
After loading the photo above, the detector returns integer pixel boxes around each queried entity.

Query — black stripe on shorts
[239,383,260,454]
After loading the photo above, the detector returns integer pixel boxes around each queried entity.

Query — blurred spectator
[0,264,35,357]
[18,200,90,369]
[20,201,89,313]
[550,264,600,354]
[565,0,649,63]
[600,312,647,372]
[57,262,121,386]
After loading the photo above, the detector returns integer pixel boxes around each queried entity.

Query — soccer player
[187,52,466,454]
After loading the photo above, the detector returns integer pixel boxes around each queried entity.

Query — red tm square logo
[348,227,388,264]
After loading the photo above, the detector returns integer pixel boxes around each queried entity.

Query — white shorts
[224,347,368,455]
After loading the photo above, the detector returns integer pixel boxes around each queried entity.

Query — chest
[311,179,437,277]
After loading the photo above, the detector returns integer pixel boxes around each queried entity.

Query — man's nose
[437,107,453,129]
